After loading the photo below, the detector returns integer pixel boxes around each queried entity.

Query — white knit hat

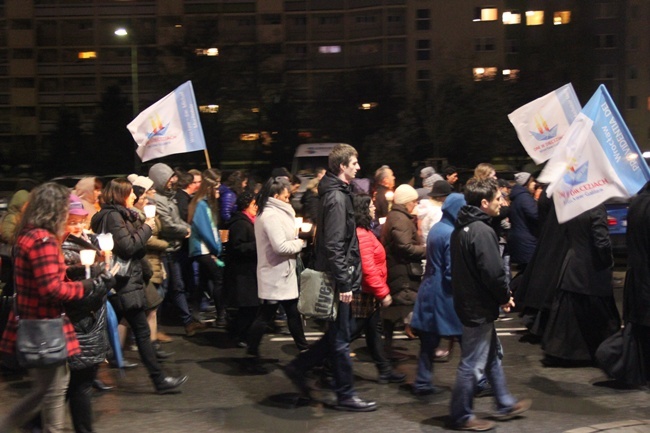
[393,184,419,205]
[132,175,154,191]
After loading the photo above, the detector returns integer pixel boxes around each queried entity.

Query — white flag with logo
[508,83,581,164]
[539,85,650,223]
[127,81,206,162]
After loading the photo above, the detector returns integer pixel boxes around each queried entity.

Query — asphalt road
[0,275,648,433]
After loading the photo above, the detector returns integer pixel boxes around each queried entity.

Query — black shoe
[283,364,311,398]
[110,360,138,369]
[411,386,444,397]
[334,396,378,412]
[474,383,494,398]
[155,375,188,394]
[378,371,406,384]
[92,379,114,391]
[243,358,269,375]
[156,349,174,360]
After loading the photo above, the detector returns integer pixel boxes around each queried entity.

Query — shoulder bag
[13,295,68,368]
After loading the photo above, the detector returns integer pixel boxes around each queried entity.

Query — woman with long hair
[245,177,308,373]
[188,168,227,327]
[91,178,187,394]
[0,183,109,433]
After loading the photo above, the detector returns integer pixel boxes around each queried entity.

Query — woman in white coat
[245,177,308,373]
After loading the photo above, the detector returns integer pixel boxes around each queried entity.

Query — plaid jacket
[0,227,86,357]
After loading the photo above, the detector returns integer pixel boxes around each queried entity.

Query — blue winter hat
[441,193,466,221]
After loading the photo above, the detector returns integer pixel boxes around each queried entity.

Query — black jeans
[195,254,225,313]
[120,307,164,384]
[292,302,356,400]
[350,309,391,374]
[247,299,308,356]
[67,365,98,433]
[234,306,258,343]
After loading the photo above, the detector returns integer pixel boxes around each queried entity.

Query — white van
[290,143,343,210]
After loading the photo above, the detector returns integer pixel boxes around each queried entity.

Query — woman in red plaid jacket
[0,182,110,433]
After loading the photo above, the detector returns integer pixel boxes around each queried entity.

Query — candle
[79,249,96,279]
[300,222,313,233]
[96,233,114,252]
[143,204,156,218]
[378,217,387,225]
[385,191,394,202]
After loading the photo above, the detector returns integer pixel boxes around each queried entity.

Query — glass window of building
[473,67,497,81]
[595,2,618,18]
[318,45,341,54]
[502,69,520,81]
[474,7,498,22]
[526,11,544,25]
[416,9,430,30]
[416,39,430,61]
[502,11,521,24]
[474,37,496,52]
[553,11,571,25]
[596,34,616,49]
[628,96,637,110]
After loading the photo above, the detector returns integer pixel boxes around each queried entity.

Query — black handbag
[13,296,68,369]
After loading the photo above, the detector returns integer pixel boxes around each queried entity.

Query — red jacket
[0,227,86,358]
[356,227,390,300]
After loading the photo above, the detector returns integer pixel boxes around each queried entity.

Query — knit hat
[514,172,532,186]
[132,175,154,192]
[428,180,453,198]
[393,184,419,205]
[69,194,88,216]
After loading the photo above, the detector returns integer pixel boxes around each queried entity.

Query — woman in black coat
[91,178,187,394]
[225,192,259,347]
[542,204,621,365]
[62,197,111,433]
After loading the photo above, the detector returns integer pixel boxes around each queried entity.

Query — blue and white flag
[508,83,581,164]
[127,81,206,162]
[540,85,650,223]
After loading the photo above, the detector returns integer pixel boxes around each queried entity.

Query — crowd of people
[0,147,648,432]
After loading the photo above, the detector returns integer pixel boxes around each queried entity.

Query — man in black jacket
[449,178,531,431]
[284,144,377,412]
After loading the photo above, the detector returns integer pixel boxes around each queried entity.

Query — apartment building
[0,0,647,169]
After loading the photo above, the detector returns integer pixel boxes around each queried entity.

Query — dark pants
[350,309,391,374]
[247,299,308,356]
[235,306,258,343]
[119,307,164,384]
[195,254,225,314]
[67,365,98,433]
[163,251,193,325]
[291,302,356,400]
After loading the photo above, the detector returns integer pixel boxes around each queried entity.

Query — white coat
[254,197,304,301]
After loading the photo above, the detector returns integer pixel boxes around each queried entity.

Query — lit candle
[96,232,114,270]
[385,191,394,202]
[300,222,313,233]
[378,217,387,225]
[143,204,156,218]
[79,249,96,279]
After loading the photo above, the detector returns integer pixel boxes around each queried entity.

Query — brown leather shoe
[455,418,496,431]
[494,398,532,420]
[185,320,207,337]
[157,331,173,343]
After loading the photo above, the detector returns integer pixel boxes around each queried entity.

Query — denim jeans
[414,331,441,391]
[163,251,193,325]
[450,323,516,426]
[292,301,356,400]
[0,363,70,433]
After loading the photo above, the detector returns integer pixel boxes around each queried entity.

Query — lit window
[199,105,219,114]
[318,45,341,54]
[525,11,544,26]
[78,51,97,59]
[195,48,219,56]
[502,11,521,24]
[474,7,498,22]
[240,133,260,141]
[553,11,571,25]
[473,67,498,81]
[502,69,520,81]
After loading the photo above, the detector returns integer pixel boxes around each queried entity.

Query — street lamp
[115,27,140,172]
[114,28,139,118]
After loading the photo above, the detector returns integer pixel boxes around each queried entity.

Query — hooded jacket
[313,171,361,293]
[148,163,190,252]
[451,205,510,327]
[411,193,465,335]
[1,189,29,243]
[508,184,538,264]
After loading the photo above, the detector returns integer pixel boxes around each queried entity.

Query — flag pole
[204,148,212,169]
